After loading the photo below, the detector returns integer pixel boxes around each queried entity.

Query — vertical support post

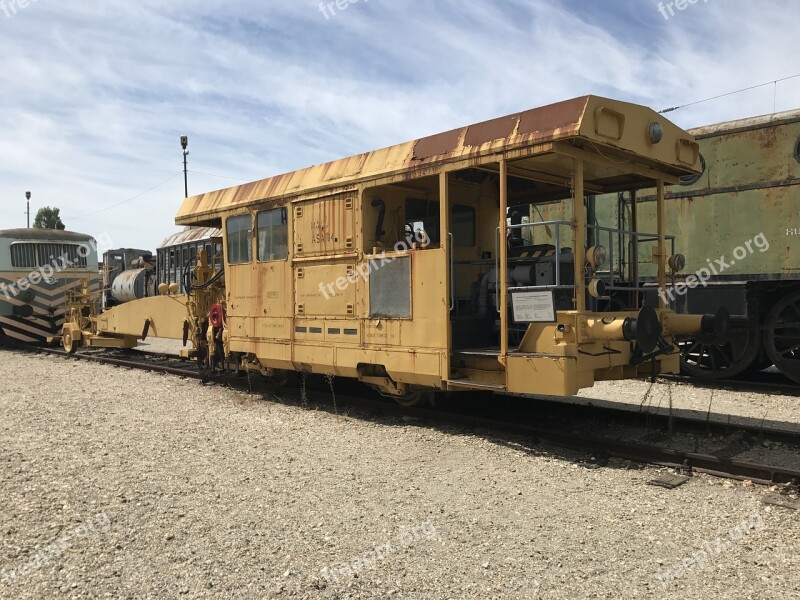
[439,172,451,377]
[656,179,667,310]
[630,189,639,307]
[183,152,189,199]
[499,159,509,364]
[572,158,586,312]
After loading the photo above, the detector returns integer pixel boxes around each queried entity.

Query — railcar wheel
[764,290,800,384]
[61,328,78,354]
[393,391,435,408]
[676,327,762,379]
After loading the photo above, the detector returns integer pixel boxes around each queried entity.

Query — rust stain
[756,127,778,150]
[463,114,519,147]
[518,96,588,138]
[413,128,463,160]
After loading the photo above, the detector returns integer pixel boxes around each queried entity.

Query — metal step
[446,378,506,390]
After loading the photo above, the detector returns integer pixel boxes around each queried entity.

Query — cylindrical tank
[111,268,149,303]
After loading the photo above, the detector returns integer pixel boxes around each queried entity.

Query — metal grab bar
[448,232,454,311]
[495,228,500,313]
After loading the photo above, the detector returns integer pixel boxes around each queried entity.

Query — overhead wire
[659,73,800,114]
[69,167,250,221]
[71,171,183,220]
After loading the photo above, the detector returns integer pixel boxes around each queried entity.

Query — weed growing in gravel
[655,511,765,587]
[318,520,438,583]
[0,512,111,586]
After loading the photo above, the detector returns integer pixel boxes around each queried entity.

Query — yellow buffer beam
[95,295,190,340]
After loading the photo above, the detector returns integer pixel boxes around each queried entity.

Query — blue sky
[0,0,797,250]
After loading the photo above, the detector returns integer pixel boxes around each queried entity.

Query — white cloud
[0,0,796,250]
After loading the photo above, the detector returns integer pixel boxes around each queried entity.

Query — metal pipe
[572,158,586,312]
[657,180,667,309]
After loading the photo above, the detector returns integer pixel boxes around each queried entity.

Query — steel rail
[10,345,800,487]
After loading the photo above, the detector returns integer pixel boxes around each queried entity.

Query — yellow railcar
[63,95,727,401]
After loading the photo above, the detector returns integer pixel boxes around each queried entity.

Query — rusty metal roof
[158,226,222,249]
[689,108,800,139]
[176,95,698,225]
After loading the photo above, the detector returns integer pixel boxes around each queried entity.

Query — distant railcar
[534,109,800,383]
[0,228,100,344]
[156,227,222,293]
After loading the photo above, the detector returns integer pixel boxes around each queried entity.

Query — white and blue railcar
[0,228,100,344]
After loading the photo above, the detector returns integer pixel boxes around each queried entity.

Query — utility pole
[25,191,31,228]
[181,135,189,198]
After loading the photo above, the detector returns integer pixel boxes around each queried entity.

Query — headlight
[587,245,607,269]
[648,122,664,144]
[588,278,606,299]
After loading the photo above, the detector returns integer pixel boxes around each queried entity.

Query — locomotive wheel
[676,326,762,380]
[764,290,800,384]
[61,327,78,354]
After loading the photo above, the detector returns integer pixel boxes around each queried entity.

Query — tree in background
[33,207,66,230]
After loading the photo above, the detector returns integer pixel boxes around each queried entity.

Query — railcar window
[404,199,475,247]
[795,138,800,163]
[227,214,253,264]
[451,205,476,246]
[214,242,223,270]
[405,198,441,245]
[10,243,88,269]
[257,207,289,261]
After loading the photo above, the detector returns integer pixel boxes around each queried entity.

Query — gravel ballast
[1,349,798,599]
[139,338,800,432]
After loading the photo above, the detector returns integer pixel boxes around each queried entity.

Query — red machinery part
[209,304,224,328]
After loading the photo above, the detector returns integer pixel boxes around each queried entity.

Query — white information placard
[511,290,556,323]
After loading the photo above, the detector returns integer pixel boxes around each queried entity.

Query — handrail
[448,233,454,312]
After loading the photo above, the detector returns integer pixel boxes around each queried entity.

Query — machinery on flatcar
[58,95,728,401]
[102,248,155,308]
[0,228,100,344]
[101,227,222,308]
[535,109,800,383]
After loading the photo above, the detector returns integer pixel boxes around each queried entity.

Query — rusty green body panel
[533,109,800,383]
[638,109,800,280]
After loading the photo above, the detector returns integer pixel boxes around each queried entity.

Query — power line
[71,171,183,220]
[659,73,800,114]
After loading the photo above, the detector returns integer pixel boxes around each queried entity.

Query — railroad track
[660,372,799,397]
[11,344,800,489]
